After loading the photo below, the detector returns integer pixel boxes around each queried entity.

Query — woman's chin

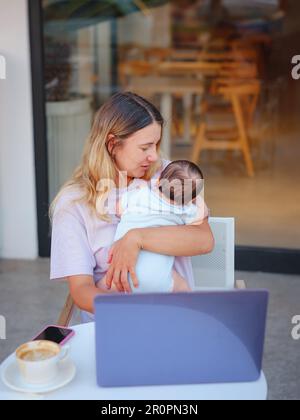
[133,167,147,177]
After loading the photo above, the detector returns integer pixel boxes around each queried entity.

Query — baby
[102,160,207,293]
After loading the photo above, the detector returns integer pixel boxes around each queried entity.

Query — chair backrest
[192,217,235,290]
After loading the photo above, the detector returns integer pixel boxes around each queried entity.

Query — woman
[50,92,214,323]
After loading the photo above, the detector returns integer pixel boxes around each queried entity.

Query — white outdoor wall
[0,0,38,259]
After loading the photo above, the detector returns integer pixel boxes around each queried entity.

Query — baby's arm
[183,198,209,226]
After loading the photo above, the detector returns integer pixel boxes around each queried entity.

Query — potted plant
[44,36,93,202]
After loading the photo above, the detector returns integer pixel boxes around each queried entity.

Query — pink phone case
[32,324,75,346]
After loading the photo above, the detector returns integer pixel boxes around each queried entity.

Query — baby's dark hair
[158,160,204,206]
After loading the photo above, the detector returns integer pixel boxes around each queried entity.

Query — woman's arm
[105,219,214,291]
[135,219,214,257]
[68,275,113,314]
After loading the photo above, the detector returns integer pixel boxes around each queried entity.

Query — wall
[0,0,38,259]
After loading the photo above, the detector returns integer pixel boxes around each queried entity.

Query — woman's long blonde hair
[49,92,164,223]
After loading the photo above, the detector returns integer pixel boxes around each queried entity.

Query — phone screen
[33,326,74,345]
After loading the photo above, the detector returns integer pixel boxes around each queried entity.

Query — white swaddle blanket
[114,182,206,292]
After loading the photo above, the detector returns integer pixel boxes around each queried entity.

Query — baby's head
[158,160,204,206]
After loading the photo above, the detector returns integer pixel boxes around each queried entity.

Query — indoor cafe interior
[43,0,300,250]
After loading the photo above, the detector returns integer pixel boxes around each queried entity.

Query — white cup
[15,340,70,385]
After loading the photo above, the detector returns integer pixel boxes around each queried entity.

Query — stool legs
[231,94,255,177]
[192,121,206,163]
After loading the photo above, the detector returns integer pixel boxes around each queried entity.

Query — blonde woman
[50,92,214,323]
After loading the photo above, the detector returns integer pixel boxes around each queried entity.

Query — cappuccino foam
[20,349,57,362]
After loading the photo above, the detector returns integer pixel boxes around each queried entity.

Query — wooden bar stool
[118,60,156,87]
[191,81,260,177]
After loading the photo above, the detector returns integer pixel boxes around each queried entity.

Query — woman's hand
[96,278,121,294]
[105,229,142,293]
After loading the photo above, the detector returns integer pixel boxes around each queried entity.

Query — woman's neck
[115,173,134,188]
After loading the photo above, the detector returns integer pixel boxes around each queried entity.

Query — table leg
[183,93,193,144]
[160,93,172,159]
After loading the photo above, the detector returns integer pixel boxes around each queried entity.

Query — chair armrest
[57,294,75,327]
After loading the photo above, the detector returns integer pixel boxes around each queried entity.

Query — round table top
[0,323,268,400]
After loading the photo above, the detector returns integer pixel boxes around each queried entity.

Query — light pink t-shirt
[50,159,208,322]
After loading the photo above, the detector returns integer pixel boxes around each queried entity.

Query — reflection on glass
[42,0,300,249]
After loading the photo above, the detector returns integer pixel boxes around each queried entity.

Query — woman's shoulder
[52,186,85,218]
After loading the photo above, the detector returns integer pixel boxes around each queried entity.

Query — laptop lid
[94,290,268,387]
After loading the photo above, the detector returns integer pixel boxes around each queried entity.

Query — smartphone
[32,325,75,346]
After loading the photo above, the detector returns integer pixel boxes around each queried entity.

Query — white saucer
[1,358,76,395]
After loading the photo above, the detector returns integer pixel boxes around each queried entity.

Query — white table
[0,323,268,400]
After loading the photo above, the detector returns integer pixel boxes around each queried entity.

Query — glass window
[42,0,300,250]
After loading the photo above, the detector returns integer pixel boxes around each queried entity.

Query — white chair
[193,217,235,290]
[58,217,243,326]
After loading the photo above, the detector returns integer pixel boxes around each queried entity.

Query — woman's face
[112,122,162,181]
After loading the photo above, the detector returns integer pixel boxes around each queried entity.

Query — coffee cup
[15,340,69,385]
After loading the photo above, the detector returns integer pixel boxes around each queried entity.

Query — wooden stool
[118,60,155,87]
[191,81,260,177]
